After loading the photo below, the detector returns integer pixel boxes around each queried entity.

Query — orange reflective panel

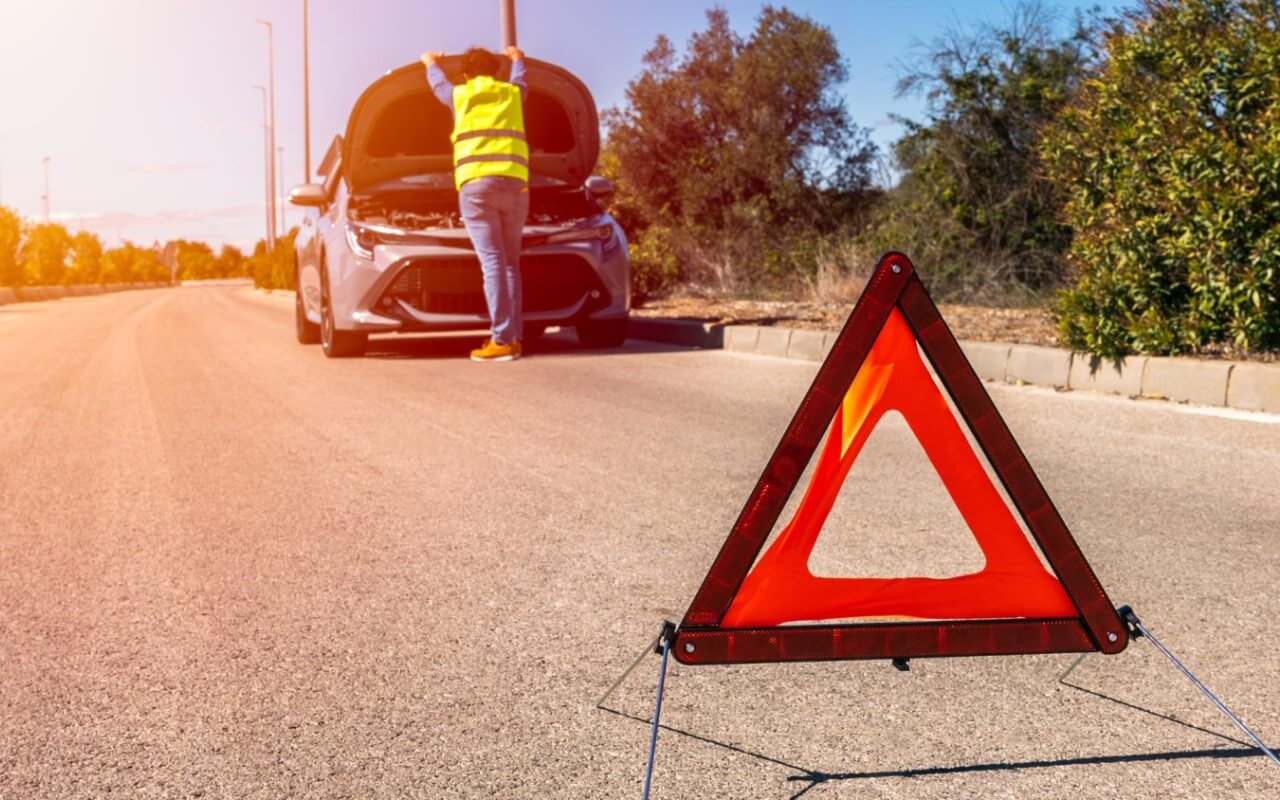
[721,309,1076,628]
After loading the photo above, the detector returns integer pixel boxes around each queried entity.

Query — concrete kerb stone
[723,325,759,353]
[1142,357,1232,406]
[786,329,827,362]
[627,317,1273,413]
[754,326,793,358]
[1006,344,1072,388]
[1225,362,1280,413]
[625,317,723,348]
[960,341,1010,383]
[1069,353,1148,397]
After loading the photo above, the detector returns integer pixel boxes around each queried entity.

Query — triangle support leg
[1121,606,1280,768]
[596,630,663,710]
[642,621,676,800]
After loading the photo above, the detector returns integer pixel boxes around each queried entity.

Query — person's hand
[504,46,524,62]
[420,51,444,67]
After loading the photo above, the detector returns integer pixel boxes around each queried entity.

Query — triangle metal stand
[1060,605,1278,768]
[595,621,677,800]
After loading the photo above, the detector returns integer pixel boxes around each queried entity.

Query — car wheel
[575,316,629,349]
[320,292,367,358]
[296,287,321,344]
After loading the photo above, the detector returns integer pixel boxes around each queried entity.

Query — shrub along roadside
[1039,0,1280,357]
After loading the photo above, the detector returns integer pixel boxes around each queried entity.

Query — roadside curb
[627,318,1279,414]
[0,282,169,307]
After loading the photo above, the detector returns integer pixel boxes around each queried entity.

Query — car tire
[296,287,321,344]
[320,293,367,358]
[575,316,629,349]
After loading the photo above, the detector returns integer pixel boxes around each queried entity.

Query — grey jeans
[458,176,529,345]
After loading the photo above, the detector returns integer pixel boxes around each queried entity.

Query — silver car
[289,56,630,357]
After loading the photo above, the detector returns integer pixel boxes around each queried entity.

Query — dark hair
[460,47,501,79]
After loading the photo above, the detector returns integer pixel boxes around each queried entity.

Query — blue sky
[0,0,1125,250]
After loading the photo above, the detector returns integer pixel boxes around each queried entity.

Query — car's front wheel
[320,293,367,358]
[296,287,321,344]
[575,316,629,349]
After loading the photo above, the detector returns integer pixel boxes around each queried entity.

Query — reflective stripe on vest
[451,76,529,190]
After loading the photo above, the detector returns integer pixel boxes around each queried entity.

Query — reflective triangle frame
[674,252,1129,665]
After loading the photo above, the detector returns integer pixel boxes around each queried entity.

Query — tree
[604,6,876,295]
[173,239,217,281]
[864,1,1095,301]
[1043,0,1280,356]
[99,242,164,284]
[0,206,20,287]
[248,229,298,291]
[214,244,246,279]
[20,222,72,286]
[68,231,104,285]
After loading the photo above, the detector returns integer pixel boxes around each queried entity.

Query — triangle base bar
[674,618,1097,665]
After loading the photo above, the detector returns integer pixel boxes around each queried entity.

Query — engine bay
[349,181,605,231]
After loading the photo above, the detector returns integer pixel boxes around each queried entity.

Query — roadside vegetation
[0,205,300,290]
[6,1,1277,358]
[0,206,251,286]
[605,0,1280,357]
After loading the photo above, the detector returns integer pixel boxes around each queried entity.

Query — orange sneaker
[470,338,520,362]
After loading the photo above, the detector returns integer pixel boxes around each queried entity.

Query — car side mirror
[289,183,327,207]
[585,176,614,202]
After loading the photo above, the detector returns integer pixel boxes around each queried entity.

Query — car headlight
[545,224,615,246]
[345,224,379,260]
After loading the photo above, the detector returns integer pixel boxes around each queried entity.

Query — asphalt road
[1,284,1277,799]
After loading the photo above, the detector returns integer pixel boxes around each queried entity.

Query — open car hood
[343,56,599,194]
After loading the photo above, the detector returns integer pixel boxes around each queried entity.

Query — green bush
[1042,0,1280,356]
[249,229,298,291]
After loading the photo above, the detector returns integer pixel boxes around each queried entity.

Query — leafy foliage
[20,223,72,286]
[68,232,104,285]
[859,2,1095,302]
[603,5,876,298]
[0,206,20,287]
[1043,0,1280,355]
[99,242,167,284]
[248,229,298,291]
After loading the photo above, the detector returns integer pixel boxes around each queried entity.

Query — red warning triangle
[674,253,1128,665]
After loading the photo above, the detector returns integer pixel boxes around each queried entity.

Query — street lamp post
[0,133,7,207]
[278,146,286,234]
[41,156,50,222]
[500,0,517,48]
[254,86,274,250]
[303,0,312,181]
[255,19,277,248]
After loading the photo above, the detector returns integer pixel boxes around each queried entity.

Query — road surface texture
[1,285,1277,799]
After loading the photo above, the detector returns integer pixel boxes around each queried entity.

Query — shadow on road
[784,746,1265,798]
[362,331,696,361]
[600,687,1270,800]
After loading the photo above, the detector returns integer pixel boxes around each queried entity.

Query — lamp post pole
[278,146,286,235]
[0,134,7,207]
[41,156,50,222]
[254,86,274,250]
[500,0,517,48]
[255,19,277,248]
[303,0,312,181]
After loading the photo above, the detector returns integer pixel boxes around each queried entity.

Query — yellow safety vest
[451,76,529,190]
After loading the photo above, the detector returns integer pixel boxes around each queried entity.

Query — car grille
[380,254,607,316]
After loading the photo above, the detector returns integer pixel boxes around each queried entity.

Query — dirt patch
[634,296,1060,347]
